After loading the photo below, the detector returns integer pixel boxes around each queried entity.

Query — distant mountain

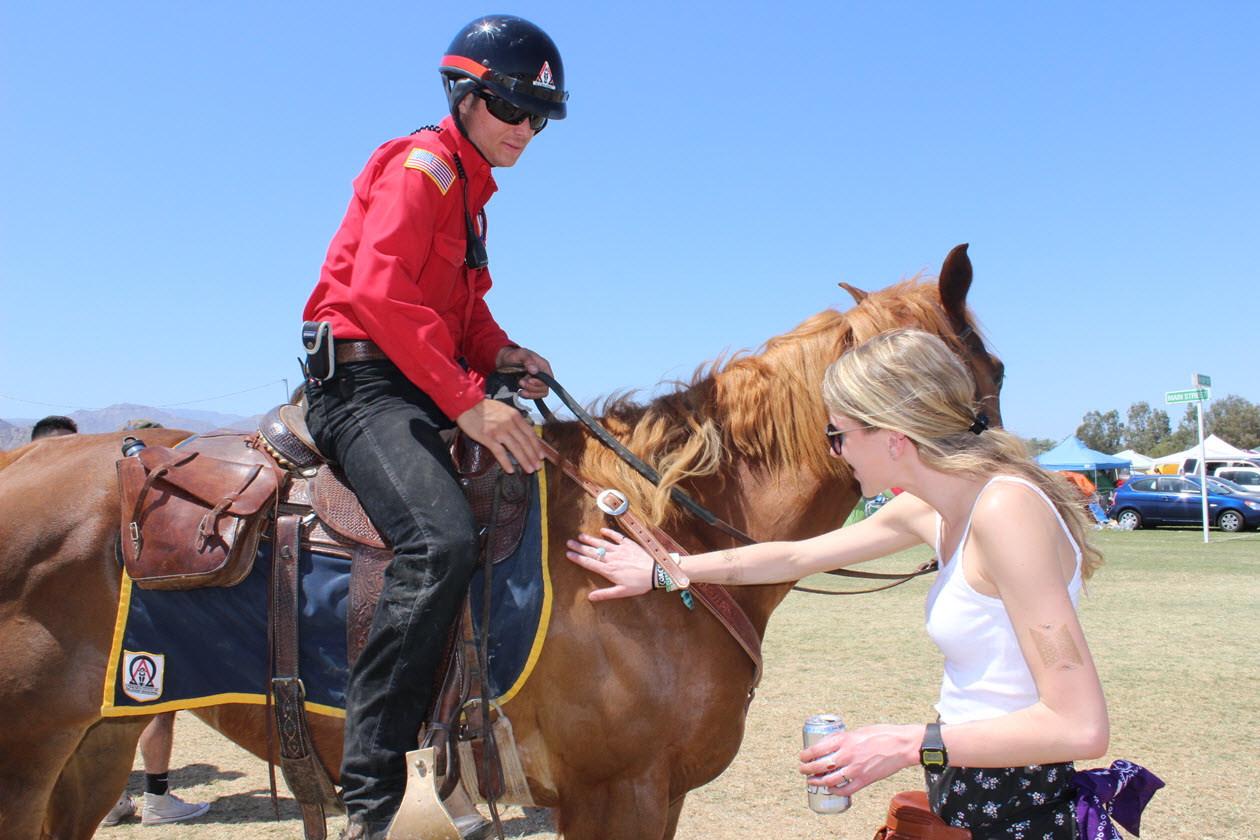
[173,408,261,428]
[0,419,20,453]
[0,404,261,451]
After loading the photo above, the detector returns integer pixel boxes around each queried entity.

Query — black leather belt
[334,340,388,364]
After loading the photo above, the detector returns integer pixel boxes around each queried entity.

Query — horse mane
[576,275,969,527]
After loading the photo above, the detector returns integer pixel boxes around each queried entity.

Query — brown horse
[0,244,1002,840]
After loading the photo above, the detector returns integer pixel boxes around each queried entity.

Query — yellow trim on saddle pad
[101,568,138,713]
[497,444,553,706]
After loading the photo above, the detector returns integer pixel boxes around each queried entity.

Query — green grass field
[677,528,1260,839]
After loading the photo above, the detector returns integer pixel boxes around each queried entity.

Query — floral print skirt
[925,763,1078,840]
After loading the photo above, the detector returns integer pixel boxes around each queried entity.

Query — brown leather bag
[873,791,972,840]
[117,433,282,590]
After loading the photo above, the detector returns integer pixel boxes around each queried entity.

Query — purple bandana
[1072,759,1164,839]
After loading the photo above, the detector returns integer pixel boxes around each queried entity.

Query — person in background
[567,329,1112,839]
[30,415,78,439]
[101,713,211,826]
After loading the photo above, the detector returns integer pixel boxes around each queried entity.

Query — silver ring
[596,547,606,559]
[839,774,852,787]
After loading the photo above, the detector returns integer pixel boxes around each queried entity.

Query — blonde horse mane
[576,275,975,528]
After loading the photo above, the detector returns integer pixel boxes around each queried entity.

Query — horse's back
[0,429,193,717]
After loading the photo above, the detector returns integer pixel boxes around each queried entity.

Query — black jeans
[305,361,479,827]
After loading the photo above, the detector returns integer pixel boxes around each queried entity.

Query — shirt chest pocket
[419,232,468,310]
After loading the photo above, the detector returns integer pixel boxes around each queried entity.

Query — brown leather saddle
[258,402,531,565]
[115,402,533,840]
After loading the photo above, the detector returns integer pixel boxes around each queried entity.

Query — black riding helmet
[439,15,568,122]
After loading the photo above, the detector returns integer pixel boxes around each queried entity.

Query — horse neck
[681,454,862,634]
[550,314,868,629]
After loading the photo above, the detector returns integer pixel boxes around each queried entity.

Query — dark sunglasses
[475,91,548,132]
[825,423,872,456]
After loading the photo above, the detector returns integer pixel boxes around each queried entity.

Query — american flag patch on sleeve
[403,148,455,194]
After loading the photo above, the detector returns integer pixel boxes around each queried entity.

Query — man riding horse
[300,15,567,840]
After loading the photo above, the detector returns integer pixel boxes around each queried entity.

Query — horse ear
[838,282,868,305]
[938,243,972,331]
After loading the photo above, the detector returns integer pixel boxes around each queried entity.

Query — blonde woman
[567,329,1108,839]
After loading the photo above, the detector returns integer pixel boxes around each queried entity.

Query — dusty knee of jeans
[402,510,479,574]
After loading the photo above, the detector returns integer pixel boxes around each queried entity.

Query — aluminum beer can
[802,714,851,814]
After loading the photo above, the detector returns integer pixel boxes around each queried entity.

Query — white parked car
[1214,466,1260,494]
[1183,457,1260,475]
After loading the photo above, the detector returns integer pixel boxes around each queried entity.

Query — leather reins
[531,371,755,546]
[526,371,934,595]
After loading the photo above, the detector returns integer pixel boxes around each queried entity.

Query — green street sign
[1196,374,1211,387]
[1167,388,1209,404]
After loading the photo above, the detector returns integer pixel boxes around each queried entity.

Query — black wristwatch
[919,722,948,771]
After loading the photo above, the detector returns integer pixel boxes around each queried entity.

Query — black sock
[145,773,169,796]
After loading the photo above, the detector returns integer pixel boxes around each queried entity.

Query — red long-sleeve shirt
[304,115,511,420]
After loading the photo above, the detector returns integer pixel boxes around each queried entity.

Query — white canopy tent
[1114,449,1156,472]
[1152,434,1255,467]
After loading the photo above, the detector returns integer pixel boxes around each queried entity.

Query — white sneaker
[100,793,136,827]
[141,792,211,826]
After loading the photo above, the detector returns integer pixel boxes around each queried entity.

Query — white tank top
[924,476,1082,724]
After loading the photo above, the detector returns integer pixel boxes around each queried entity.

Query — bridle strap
[531,371,757,546]
[790,558,938,595]
[536,437,763,688]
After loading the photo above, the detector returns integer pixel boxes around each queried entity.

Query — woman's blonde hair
[822,329,1103,579]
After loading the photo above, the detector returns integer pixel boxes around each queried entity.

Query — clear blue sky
[3,2,1257,442]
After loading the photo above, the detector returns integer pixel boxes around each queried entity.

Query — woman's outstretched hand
[565,528,655,601]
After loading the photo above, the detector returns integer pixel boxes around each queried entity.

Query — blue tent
[1036,436,1132,471]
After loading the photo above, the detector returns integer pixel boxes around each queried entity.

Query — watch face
[921,748,946,768]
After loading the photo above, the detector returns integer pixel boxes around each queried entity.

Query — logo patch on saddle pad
[121,650,165,701]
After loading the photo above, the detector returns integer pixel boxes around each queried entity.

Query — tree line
[1024,394,1260,458]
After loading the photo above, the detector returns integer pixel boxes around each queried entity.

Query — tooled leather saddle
[115,400,532,840]
[258,402,531,564]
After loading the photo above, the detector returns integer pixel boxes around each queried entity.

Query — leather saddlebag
[873,791,972,840]
[117,435,281,590]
